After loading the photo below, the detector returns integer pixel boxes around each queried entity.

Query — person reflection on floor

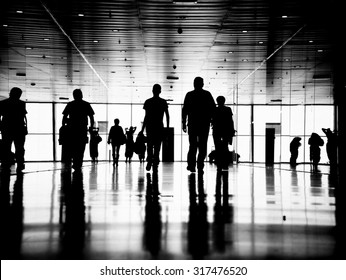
[213,171,233,253]
[143,172,162,258]
[0,170,24,259]
[187,173,209,259]
[59,169,86,259]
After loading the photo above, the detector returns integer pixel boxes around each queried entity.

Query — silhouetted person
[289,137,301,167]
[322,128,337,168]
[141,84,170,171]
[108,118,126,166]
[89,127,102,162]
[212,96,235,171]
[143,172,162,257]
[308,132,324,172]
[182,77,215,174]
[0,87,27,171]
[134,131,147,163]
[59,120,72,164]
[125,126,136,163]
[62,89,95,171]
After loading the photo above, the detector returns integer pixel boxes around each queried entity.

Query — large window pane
[26,103,52,134]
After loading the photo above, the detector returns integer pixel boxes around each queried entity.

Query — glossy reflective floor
[1,161,345,260]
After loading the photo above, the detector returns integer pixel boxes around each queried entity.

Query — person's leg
[13,133,26,170]
[152,129,163,168]
[1,131,14,168]
[187,133,198,172]
[111,144,116,164]
[153,137,162,168]
[115,145,120,165]
[213,134,222,170]
[146,134,154,171]
[197,126,210,172]
[71,133,86,170]
[219,137,229,170]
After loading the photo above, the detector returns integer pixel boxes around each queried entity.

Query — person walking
[308,132,324,172]
[89,127,102,163]
[140,84,170,171]
[125,126,136,163]
[289,137,302,167]
[182,77,215,174]
[62,89,95,171]
[107,118,126,166]
[212,96,235,171]
[0,87,28,171]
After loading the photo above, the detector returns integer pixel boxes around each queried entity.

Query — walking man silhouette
[182,77,215,174]
[62,89,95,171]
[0,87,28,171]
[141,84,170,171]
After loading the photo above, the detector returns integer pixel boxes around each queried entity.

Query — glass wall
[23,102,335,164]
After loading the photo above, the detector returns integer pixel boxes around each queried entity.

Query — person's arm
[89,114,95,128]
[107,128,112,144]
[165,106,170,128]
[141,113,147,133]
[182,94,188,133]
[62,103,69,126]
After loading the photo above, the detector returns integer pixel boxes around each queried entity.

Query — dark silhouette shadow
[308,132,324,172]
[143,172,162,258]
[89,127,102,163]
[0,170,24,259]
[213,171,233,253]
[134,131,147,163]
[58,119,72,165]
[187,173,209,259]
[141,84,170,171]
[182,77,215,174]
[0,87,27,171]
[212,95,235,171]
[108,118,126,166]
[125,126,136,163]
[289,137,301,167]
[322,128,338,174]
[62,88,95,171]
[58,169,86,259]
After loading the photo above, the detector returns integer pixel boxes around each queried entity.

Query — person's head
[9,87,22,100]
[114,118,120,125]
[73,89,83,100]
[193,77,204,90]
[152,84,161,96]
[216,96,226,106]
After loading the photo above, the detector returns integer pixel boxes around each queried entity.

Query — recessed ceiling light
[258,41,264,44]
[228,51,233,54]
[242,59,248,62]
[78,13,84,17]
[25,47,33,50]
[317,49,323,52]
[173,1,198,4]
[242,30,248,33]
[16,10,23,14]
[93,40,99,43]
[3,24,8,27]
[43,38,50,41]
[309,40,314,43]
[282,15,288,18]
